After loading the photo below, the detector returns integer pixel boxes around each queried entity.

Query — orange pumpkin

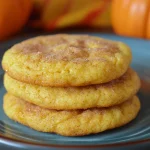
[146,10,150,39]
[111,0,150,39]
[0,0,32,40]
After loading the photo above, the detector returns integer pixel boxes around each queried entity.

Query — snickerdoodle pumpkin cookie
[2,34,132,86]
[4,69,140,110]
[3,93,140,136]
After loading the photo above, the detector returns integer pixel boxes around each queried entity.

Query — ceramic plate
[0,34,150,150]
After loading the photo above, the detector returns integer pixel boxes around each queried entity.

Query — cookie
[4,69,140,110]
[3,93,140,136]
[2,34,132,87]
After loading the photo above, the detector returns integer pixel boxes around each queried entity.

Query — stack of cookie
[2,34,141,136]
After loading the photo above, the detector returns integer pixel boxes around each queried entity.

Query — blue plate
[0,33,150,150]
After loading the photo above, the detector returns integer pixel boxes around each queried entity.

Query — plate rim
[0,134,150,148]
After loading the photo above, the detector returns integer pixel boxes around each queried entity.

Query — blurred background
[0,0,150,41]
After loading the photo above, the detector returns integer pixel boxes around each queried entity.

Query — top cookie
[2,34,132,87]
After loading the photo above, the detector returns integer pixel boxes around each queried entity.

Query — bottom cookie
[3,93,140,136]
